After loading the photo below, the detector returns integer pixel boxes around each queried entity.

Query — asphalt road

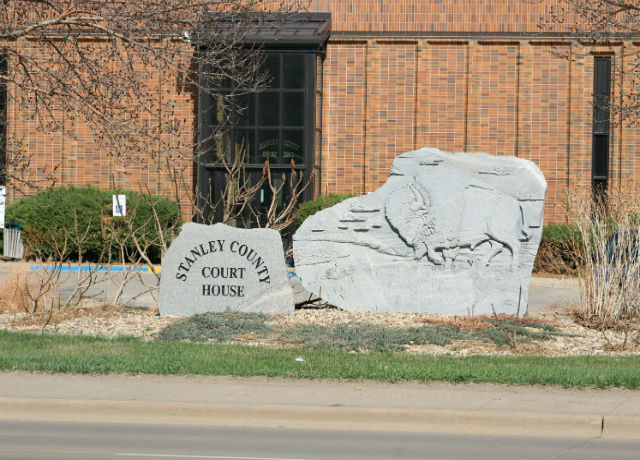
[2,420,639,460]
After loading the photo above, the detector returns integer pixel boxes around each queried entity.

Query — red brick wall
[320,41,368,194]
[311,0,571,34]
[467,43,520,156]
[5,1,640,226]
[364,40,417,191]
[5,39,196,216]
[416,42,468,152]
[319,35,639,224]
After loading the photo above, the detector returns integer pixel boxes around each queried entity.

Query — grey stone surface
[159,223,293,315]
[293,147,547,315]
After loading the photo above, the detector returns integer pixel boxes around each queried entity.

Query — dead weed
[0,265,60,314]
[418,314,559,331]
[2,300,123,328]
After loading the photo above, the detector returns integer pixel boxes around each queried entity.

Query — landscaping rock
[293,147,547,315]
[159,223,293,315]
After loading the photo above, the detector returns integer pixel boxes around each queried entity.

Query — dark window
[283,93,304,126]
[264,54,281,88]
[283,54,305,89]
[203,51,312,166]
[198,51,317,225]
[196,12,330,226]
[236,94,255,126]
[592,57,611,200]
[592,135,609,179]
[227,52,309,166]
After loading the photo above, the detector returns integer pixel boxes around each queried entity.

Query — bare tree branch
[544,0,640,126]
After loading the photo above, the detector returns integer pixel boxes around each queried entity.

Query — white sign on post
[112,194,126,217]
[0,186,6,229]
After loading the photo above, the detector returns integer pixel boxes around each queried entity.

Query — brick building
[3,1,639,224]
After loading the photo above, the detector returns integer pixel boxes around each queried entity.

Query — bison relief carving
[293,147,547,315]
[386,182,526,269]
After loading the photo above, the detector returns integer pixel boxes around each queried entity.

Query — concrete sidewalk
[1,372,638,439]
[0,260,581,312]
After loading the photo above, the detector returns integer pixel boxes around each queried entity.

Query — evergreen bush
[295,193,357,226]
[6,186,181,262]
[541,223,582,244]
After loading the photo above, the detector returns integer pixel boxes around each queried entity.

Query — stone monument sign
[293,147,546,315]
[159,223,293,315]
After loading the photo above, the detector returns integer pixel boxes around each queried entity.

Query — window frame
[196,46,319,225]
[208,50,315,170]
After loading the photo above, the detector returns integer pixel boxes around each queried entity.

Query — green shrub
[6,186,181,262]
[295,193,357,226]
[541,223,582,244]
[158,311,273,342]
[157,313,568,352]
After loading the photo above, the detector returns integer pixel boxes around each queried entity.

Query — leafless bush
[567,183,640,326]
[175,138,313,232]
[533,240,581,277]
[101,192,180,305]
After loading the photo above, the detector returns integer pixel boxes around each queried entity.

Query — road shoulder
[2,371,638,439]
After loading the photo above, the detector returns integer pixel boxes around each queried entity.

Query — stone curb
[1,397,637,439]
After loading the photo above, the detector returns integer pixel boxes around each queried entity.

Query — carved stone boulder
[159,223,294,316]
[293,148,546,315]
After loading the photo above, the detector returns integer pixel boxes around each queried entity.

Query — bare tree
[0,0,306,194]
[545,0,640,125]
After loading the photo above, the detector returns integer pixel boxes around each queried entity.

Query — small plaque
[112,194,126,217]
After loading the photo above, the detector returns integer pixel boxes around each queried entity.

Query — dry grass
[0,266,28,314]
[0,265,60,314]
[567,182,640,329]
[1,301,122,328]
[0,264,77,330]
[418,313,560,331]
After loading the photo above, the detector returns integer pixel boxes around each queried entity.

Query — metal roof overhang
[198,12,331,47]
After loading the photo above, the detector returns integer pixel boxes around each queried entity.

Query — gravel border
[1,305,638,356]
